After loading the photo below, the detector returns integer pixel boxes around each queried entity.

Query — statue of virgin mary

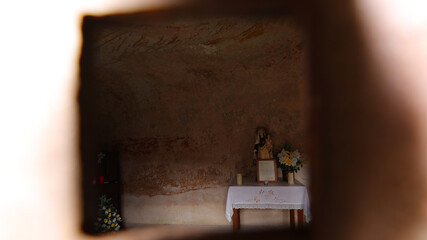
[253,128,273,162]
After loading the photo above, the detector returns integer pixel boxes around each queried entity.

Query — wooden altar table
[225,181,311,232]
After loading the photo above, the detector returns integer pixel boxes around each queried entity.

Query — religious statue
[253,128,273,162]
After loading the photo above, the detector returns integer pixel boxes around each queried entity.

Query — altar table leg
[290,209,295,230]
[232,208,240,232]
[297,209,304,228]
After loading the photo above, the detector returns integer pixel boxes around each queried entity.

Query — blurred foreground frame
[79,0,426,239]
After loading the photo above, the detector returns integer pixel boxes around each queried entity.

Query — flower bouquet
[95,195,123,233]
[277,144,303,173]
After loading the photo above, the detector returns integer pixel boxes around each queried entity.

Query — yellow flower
[111,223,114,227]
[285,157,292,166]
[108,209,111,212]
[117,214,120,218]
[115,223,118,227]
[109,213,111,218]
[104,219,108,223]
[107,226,110,229]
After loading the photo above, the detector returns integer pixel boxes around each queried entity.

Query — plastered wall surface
[82,14,308,225]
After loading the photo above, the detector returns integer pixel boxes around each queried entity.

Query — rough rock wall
[82,14,308,224]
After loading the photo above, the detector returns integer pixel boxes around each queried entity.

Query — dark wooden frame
[256,159,278,183]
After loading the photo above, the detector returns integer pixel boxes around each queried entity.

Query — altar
[225,179,311,231]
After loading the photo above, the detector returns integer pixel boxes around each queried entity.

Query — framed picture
[257,159,278,183]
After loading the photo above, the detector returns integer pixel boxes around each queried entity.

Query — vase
[287,172,294,185]
[281,169,287,182]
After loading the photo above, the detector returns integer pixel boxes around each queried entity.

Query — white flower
[113,218,116,222]
[291,158,297,166]
[108,220,111,224]
[113,212,116,216]
[290,150,301,160]
[114,226,120,231]
[277,149,284,161]
[278,149,290,165]
[278,149,286,158]
[102,206,106,210]
[278,156,286,164]
[105,210,108,214]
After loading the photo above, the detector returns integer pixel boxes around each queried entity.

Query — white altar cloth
[225,182,312,223]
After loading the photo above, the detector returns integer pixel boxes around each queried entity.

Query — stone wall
[81,13,309,226]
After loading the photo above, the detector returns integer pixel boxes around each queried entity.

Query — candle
[288,172,294,185]
[237,173,242,185]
